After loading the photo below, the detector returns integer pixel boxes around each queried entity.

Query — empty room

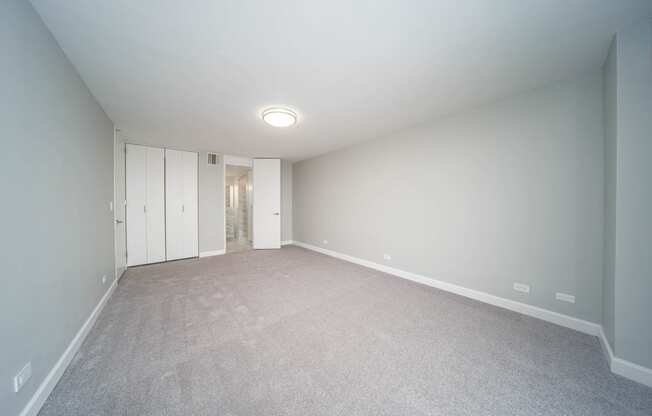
[2,1,652,415]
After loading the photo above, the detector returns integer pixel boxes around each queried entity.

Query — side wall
[602,39,617,352]
[612,20,652,369]
[294,72,604,323]
[0,1,115,415]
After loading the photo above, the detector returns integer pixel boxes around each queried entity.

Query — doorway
[225,164,253,253]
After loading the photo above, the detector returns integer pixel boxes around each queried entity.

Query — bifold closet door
[125,144,165,266]
[165,149,198,261]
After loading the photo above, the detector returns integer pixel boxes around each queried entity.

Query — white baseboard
[294,241,600,335]
[598,327,652,387]
[611,357,652,388]
[294,241,652,388]
[598,326,615,367]
[19,277,118,416]
[199,249,226,258]
[281,240,294,246]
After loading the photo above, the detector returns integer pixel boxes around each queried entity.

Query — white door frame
[223,155,253,251]
[113,128,127,279]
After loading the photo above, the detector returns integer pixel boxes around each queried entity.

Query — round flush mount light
[262,107,297,128]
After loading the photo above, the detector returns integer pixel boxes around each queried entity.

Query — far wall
[294,72,604,323]
[115,140,292,255]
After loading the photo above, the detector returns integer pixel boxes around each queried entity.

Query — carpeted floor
[40,246,652,416]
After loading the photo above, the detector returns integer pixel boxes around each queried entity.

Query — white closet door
[166,149,198,260]
[253,158,281,249]
[165,149,183,260]
[126,144,165,266]
[126,144,147,266]
[145,147,166,263]
[182,151,198,258]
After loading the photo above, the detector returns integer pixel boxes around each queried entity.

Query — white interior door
[114,134,127,277]
[145,147,166,263]
[126,144,147,266]
[253,159,281,249]
[166,149,198,260]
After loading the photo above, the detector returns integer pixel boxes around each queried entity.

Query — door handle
[116,219,124,224]
[273,212,280,216]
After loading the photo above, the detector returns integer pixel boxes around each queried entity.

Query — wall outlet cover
[513,282,530,294]
[555,292,575,303]
[383,254,392,261]
[102,275,107,284]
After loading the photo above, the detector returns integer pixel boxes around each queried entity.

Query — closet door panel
[182,151,199,258]
[126,144,147,266]
[165,149,198,260]
[165,149,184,260]
[146,147,166,263]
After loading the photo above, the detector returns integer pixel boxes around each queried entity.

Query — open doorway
[225,164,253,253]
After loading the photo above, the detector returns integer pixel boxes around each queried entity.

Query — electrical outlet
[555,292,575,303]
[322,240,328,245]
[383,253,392,261]
[109,201,113,212]
[513,282,530,294]
[14,362,31,393]
[102,275,107,284]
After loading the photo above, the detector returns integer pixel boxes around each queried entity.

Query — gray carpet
[40,246,652,416]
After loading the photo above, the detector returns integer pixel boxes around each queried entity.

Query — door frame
[223,155,253,251]
[113,128,127,280]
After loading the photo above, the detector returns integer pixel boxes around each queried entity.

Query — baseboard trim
[281,240,294,246]
[598,326,615,367]
[19,277,118,416]
[199,249,226,258]
[597,327,652,387]
[295,240,652,388]
[611,357,652,388]
[294,241,600,335]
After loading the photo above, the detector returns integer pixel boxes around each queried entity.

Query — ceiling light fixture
[262,107,297,128]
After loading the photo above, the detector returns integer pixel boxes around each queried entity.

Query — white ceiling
[32,1,652,161]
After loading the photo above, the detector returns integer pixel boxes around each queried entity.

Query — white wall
[0,1,115,415]
[294,72,604,323]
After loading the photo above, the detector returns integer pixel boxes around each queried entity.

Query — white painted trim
[611,357,652,388]
[597,327,652,388]
[598,326,615,367]
[224,155,253,167]
[19,278,118,416]
[281,240,294,246]
[294,241,600,335]
[199,249,226,257]
[223,156,227,253]
[295,240,652,388]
